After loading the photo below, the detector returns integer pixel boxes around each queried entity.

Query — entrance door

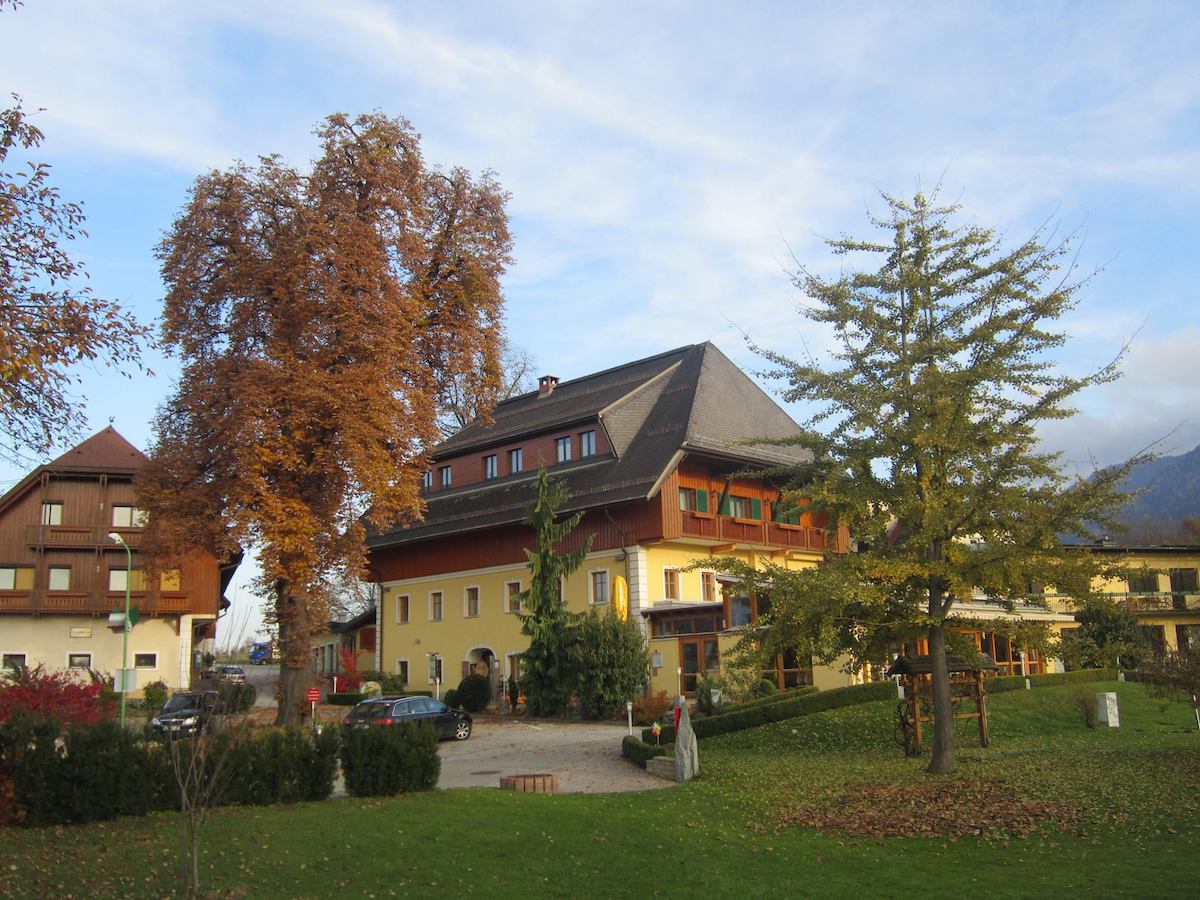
[679,637,719,694]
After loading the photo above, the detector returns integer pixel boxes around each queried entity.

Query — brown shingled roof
[47,426,145,473]
[367,343,813,549]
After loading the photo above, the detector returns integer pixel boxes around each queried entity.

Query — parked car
[147,690,221,736]
[343,696,472,741]
[217,665,246,684]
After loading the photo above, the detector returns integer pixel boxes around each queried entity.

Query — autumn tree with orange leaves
[139,112,512,725]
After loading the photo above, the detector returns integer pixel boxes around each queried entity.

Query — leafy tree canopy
[0,94,149,463]
[728,190,1144,772]
[138,112,512,724]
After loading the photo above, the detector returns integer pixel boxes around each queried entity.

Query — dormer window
[509,448,523,474]
[483,455,498,480]
[439,466,452,488]
[422,471,433,491]
[580,430,596,457]
[555,436,571,463]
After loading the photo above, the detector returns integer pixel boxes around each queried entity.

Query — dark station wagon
[343,696,472,741]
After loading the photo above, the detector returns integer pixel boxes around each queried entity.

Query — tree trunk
[274,580,314,727]
[926,622,956,774]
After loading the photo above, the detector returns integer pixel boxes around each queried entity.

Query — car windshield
[163,694,200,711]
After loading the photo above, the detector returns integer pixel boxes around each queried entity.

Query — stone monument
[674,703,700,782]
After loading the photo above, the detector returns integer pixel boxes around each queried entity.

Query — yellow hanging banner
[612,575,630,621]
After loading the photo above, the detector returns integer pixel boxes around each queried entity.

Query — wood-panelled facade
[0,428,237,691]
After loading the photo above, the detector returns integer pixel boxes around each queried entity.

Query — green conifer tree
[731,190,1145,774]
[517,465,593,716]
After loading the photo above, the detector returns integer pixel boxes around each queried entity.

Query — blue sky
[3,1,1198,636]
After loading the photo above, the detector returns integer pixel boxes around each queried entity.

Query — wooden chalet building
[0,427,239,692]
[366,343,852,699]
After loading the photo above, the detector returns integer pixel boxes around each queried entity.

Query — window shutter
[719,494,730,516]
[750,498,762,520]
[695,489,708,513]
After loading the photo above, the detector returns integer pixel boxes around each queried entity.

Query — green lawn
[3,680,1198,898]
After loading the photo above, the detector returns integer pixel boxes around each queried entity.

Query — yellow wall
[378,541,830,698]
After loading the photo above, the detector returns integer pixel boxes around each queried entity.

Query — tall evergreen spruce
[517,466,593,717]
[740,191,1143,774]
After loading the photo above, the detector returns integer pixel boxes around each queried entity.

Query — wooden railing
[680,511,836,552]
[0,589,214,616]
[25,524,144,549]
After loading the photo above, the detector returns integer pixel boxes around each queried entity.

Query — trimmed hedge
[326,691,364,706]
[721,684,819,715]
[643,681,897,744]
[219,727,340,805]
[987,668,1117,694]
[341,722,440,796]
[621,735,671,768]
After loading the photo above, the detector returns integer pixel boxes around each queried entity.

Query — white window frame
[40,502,62,526]
[67,652,92,669]
[588,568,610,605]
[504,580,521,614]
[48,566,71,591]
[396,593,410,625]
[111,505,146,528]
[580,430,596,457]
[663,567,681,601]
[463,585,481,618]
[133,652,157,670]
[509,448,523,474]
[429,590,444,622]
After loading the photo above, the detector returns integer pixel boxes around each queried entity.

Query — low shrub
[621,735,670,768]
[341,722,440,796]
[363,672,408,695]
[217,681,256,712]
[0,664,113,727]
[723,684,818,715]
[443,688,461,709]
[455,674,492,713]
[1074,685,1098,728]
[219,727,340,805]
[643,681,896,743]
[751,678,779,698]
[987,668,1117,694]
[326,691,363,706]
[140,680,169,712]
[632,690,671,725]
[0,714,176,827]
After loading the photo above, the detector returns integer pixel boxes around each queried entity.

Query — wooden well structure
[886,654,999,756]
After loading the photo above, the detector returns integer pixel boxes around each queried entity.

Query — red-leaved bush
[0,665,114,727]
[335,647,363,691]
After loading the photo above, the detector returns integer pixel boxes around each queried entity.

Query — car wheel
[453,720,471,741]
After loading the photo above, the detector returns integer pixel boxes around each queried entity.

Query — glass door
[679,637,719,694]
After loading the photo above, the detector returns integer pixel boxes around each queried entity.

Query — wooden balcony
[680,511,841,553]
[0,589,214,616]
[25,524,144,550]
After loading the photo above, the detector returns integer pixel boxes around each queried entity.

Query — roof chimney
[538,375,559,396]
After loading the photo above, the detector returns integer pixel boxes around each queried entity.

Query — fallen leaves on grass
[774,778,1078,840]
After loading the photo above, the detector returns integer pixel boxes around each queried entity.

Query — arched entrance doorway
[464,646,500,703]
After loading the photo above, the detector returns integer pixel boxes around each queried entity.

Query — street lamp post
[108,532,133,728]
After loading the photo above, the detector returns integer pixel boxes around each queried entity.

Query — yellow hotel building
[365,343,850,700]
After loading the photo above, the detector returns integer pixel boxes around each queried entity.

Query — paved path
[437,716,674,793]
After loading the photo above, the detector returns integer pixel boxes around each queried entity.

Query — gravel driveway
[437,716,674,793]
